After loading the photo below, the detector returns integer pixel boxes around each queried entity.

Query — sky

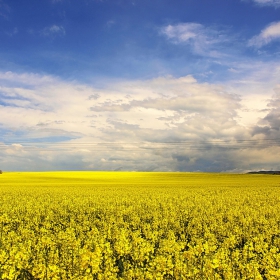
[0,0,280,172]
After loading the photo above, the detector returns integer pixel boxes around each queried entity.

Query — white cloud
[161,22,229,56]
[162,23,203,43]
[251,0,280,7]
[248,21,280,47]
[223,60,280,127]
[41,25,65,37]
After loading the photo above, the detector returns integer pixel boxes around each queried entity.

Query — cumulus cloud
[161,22,229,56]
[248,21,280,47]
[0,71,279,172]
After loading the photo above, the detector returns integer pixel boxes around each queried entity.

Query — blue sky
[0,0,280,171]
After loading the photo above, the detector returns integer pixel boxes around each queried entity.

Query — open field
[0,172,280,279]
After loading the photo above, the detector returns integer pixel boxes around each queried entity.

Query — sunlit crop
[0,172,280,279]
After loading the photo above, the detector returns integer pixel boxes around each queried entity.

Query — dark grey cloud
[252,87,280,139]
[88,93,100,100]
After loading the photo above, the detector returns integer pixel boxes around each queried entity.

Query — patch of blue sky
[0,127,26,143]
[0,0,279,82]
[21,136,76,144]
[0,91,29,100]
[0,134,76,145]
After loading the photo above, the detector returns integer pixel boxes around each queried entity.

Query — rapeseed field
[0,172,280,279]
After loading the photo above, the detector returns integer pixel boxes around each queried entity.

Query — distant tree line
[247,171,280,175]
[0,170,2,174]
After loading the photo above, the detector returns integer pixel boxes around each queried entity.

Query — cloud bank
[1,71,280,172]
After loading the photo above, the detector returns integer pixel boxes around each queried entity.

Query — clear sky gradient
[0,0,280,172]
